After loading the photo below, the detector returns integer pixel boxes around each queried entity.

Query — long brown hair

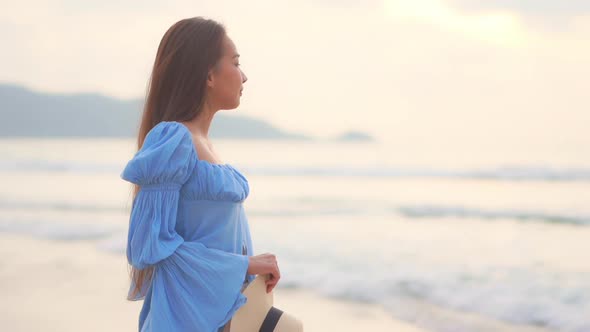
[126,16,227,301]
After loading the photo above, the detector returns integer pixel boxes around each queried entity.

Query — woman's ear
[207,69,215,88]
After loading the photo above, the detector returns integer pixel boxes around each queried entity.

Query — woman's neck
[185,103,218,140]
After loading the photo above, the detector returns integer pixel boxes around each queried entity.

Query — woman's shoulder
[144,121,194,149]
[120,121,197,186]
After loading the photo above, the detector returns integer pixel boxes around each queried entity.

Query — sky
[1,0,588,149]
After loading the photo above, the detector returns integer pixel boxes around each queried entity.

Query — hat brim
[230,274,303,332]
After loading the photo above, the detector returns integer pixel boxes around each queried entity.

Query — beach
[0,233,428,332]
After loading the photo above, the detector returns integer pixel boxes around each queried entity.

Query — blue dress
[120,121,255,332]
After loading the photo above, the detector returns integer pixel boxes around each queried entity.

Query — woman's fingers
[249,253,281,293]
[266,279,277,293]
[265,269,280,293]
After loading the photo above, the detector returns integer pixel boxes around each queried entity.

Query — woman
[121,17,281,332]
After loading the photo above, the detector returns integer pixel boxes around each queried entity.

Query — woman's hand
[247,253,281,293]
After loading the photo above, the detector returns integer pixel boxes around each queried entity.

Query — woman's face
[207,35,248,110]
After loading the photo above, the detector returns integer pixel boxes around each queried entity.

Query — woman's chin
[221,101,240,110]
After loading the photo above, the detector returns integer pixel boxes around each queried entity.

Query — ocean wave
[248,165,590,181]
[0,218,122,241]
[0,200,125,213]
[275,258,590,332]
[397,204,590,226]
[0,160,121,173]
[1,197,589,227]
[2,159,590,181]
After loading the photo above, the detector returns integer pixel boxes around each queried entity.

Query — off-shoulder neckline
[167,121,234,169]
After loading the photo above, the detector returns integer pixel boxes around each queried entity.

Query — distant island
[333,131,375,142]
[0,83,374,142]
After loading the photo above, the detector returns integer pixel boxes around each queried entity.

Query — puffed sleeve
[121,121,250,332]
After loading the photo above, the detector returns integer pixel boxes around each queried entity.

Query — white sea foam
[2,159,590,181]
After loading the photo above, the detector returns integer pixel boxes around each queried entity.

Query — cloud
[384,0,528,47]
[446,0,590,27]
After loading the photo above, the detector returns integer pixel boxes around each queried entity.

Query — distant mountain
[0,83,310,139]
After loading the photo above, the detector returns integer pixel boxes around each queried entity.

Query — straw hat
[230,274,304,332]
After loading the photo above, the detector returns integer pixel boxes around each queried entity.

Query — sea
[0,136,588,332]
